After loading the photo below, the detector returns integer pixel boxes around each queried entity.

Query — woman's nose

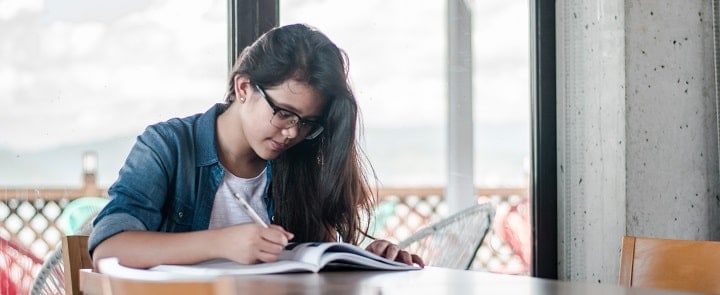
[282,125,299,140]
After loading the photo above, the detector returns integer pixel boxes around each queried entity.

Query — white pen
[233,193,269,228]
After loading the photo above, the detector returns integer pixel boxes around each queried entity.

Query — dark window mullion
[530,0,558,279]
[228,0,278,71]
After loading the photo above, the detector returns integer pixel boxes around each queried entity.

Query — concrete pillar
[557,0,720,283]
[446,0,475,214]
[557,0,627,284]
[625,0,720,240]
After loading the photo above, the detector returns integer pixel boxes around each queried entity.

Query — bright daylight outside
[1,1,530,292]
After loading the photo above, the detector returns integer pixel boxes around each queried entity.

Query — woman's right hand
[215,223,294,264]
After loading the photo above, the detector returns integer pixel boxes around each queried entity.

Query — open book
[146,242,419,277]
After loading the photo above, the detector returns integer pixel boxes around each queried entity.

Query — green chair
[57,196,109,235]
[358,200,397,248]
[369,200,396,236]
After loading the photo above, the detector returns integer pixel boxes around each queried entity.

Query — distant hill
[0,135,136,187]
[362,124,529,187]
[0,124,528,188]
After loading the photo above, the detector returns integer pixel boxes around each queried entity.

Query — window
[0,0,227,256]
[0,0,227,188]
[281,0,531,274]
[1,1,540,275]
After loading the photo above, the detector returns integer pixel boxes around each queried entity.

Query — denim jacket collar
[195,103,226,167]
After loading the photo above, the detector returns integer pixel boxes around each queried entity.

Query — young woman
[90,23,424,268]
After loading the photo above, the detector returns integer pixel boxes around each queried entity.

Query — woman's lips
[270,140,286,151]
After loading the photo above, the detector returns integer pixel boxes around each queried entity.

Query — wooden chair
[398,203,495,270]
[31,231,94,295]
[49,235,233,295]
[63,235,94,295]
[619,235,720,294]
[32,198,106,294]
[99,276,235,295]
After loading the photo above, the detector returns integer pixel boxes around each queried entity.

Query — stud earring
[239,97,246,103]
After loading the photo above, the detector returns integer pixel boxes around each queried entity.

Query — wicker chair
[1,237,44,295]
[398,203,495,270]
[31,197,107,295]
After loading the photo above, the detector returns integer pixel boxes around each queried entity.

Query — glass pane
[281,0,530,274]
[0,0,227,257]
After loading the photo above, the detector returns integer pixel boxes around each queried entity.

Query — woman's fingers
[365,240,391,256]
[382,244,401,261]
[223,223,295,264]
[260,226,292,246]
[365,239,426,266]
[411,254,425,268]
[269,224,295,240]
[396,250,412,264]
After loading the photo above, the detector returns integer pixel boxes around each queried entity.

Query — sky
[0,0,530,187]
[281,0,530,128]
[0,0,227,151]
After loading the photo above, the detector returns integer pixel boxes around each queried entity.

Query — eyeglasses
[255,85,324,140]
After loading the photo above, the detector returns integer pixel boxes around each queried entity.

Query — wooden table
[80,267,702,295]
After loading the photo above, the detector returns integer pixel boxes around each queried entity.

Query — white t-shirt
[208,167,270,229]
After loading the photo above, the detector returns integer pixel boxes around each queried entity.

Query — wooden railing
[0,182,530,275]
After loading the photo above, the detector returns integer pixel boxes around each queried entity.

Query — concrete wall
[625,0,720,240]
[556,0,720,283]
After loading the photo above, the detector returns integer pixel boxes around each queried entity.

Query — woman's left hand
[365,239,425,268]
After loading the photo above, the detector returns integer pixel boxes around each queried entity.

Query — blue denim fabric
[89,103,273,254]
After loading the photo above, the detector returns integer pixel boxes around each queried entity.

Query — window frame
[530,0,558,279]
[229,0,559,278]
[227,0,278,70]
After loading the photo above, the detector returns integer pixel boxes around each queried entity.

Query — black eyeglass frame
[255,85,324,140]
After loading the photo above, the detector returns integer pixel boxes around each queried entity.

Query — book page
[147,242,419,277]
[151,259,319,276]
[98,258,217,281]
[147,243,338,278]
[278,242,339,265]
[281,242,419,270]
[319,244,419,270]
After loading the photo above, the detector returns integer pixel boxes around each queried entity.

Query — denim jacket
[89,103,273,254]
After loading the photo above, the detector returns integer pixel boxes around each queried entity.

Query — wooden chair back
[619,236,720,294]
[64,236,234,295]
[102,276,235,295]
[77,263,236,295]
[63,235,93,295]
[33,200,105,294]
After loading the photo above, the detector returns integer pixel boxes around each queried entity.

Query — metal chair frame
[398,203,495,270]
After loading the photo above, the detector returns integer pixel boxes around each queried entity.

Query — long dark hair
[225,24,376,244]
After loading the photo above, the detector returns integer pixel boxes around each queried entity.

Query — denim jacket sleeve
[89,104,225,254]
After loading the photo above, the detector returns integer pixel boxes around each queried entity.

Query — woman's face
[233,78,326,160]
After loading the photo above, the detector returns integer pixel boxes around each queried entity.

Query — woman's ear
[233,75,252,101]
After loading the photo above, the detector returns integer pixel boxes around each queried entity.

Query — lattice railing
[0,185,106,260]
[372,187,530,275]
[1,186,530,275]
